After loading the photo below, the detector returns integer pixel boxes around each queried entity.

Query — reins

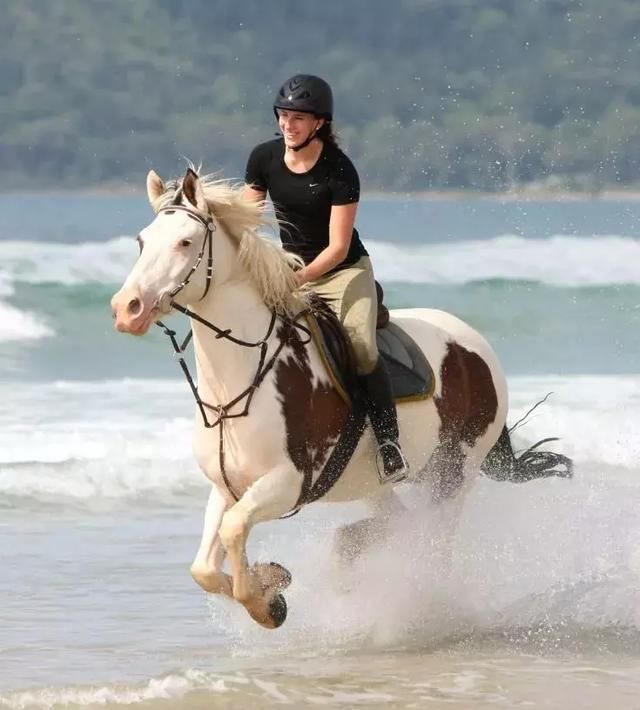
[154,203,311,503]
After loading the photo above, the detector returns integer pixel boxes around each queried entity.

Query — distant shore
[364,187,640,202]
[3,183,640,202]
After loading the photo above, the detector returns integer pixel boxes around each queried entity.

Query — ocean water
[1,193,640,708]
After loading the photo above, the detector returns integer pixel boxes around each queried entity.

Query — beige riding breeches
[308,256,379,375]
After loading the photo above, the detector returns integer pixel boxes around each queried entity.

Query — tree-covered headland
[2,0,639,192]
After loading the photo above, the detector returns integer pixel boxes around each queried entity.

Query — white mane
[153,173,307,315]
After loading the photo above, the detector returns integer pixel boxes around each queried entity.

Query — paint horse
[111,168,572,629]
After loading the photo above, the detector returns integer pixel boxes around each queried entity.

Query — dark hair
[317,121,339,147]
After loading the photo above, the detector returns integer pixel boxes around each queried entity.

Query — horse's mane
[152,171,307,316]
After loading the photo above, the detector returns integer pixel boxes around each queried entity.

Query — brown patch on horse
[275,320,350,493]
[431,342,498,498]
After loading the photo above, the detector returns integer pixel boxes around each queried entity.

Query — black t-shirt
[244,138,368,268]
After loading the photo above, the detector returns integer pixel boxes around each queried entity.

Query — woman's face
[277,109,324,148]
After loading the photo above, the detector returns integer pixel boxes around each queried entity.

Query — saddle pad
[307,315,434,404]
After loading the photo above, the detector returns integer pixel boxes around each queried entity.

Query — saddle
[306,281,434,405]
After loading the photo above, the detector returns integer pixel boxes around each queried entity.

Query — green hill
[2,0,640,191]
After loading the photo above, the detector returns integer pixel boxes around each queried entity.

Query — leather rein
[153,204,310,504]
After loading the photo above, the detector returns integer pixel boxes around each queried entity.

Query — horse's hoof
[268,592,288,628]
[268,562,292,589]
[252,562,292,592]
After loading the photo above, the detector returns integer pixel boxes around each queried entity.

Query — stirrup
[375,440,410,484]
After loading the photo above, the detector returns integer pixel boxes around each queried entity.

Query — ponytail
[317,122,339,147]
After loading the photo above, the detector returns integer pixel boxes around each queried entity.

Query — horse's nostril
[128,297,142,316]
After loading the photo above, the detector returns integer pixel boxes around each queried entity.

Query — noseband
[154,202,310,505]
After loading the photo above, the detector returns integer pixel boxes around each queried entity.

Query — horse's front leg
[190,485,233,597]
[218,466,300,629]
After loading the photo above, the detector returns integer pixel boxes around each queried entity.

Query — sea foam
[0,375,637,503]
[0,235,638,288]
[367,234,640,286]
[0,301,53,342]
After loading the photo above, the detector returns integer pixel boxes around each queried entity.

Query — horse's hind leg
[426,443,483,570]
[190,485,234,597]
[218,466,300,629]
[332,489,406,579]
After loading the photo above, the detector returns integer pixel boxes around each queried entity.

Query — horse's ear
[182,168,207,212]
[146,170,165,210]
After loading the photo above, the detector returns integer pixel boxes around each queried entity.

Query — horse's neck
[190,281,275,405]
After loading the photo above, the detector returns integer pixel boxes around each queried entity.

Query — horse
[111,167,572,630]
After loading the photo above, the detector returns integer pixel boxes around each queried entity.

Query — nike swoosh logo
[309,183,319,187]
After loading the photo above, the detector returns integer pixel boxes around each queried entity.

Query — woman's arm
[243,185,266,203]
[297,202,358,285]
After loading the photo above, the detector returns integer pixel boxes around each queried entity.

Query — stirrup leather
[375,440,410,484]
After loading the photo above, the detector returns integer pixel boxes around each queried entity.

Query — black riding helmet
[273,74,333,121]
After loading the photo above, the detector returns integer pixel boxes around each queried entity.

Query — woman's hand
[296,203,358,284]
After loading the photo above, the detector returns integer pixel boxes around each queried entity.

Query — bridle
[153,202,310,503]
[156,203,216,305]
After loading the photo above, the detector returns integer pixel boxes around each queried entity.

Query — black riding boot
[362,359,409,483]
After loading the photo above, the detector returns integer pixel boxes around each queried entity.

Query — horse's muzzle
[111,288,158,335]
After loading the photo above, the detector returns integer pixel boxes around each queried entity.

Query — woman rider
[243,73,408,484]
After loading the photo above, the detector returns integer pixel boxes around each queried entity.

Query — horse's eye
[180,239,192,248]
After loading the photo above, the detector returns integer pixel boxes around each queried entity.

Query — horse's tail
[481,425,573,483]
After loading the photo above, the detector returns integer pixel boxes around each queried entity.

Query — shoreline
[364,188,640,202]
[2,185,640,202]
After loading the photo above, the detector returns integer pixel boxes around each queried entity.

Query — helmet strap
[290,121,322,152]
